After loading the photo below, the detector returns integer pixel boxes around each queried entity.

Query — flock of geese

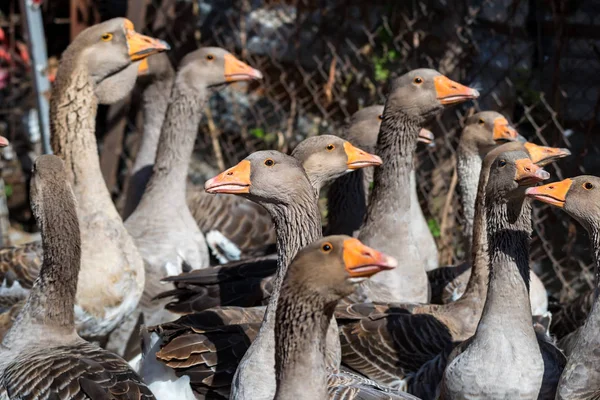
[0,16,598,400]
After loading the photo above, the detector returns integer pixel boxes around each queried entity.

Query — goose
[274,235,419,400]
[326,104,439,271]
[355,69,478,304]
[441,148,565,400]
[0,155,154,399]
[527,175,600,399]
[149,143,388,399]
[124,47,263,331]
[157,133,382,315]
[431,114,570,314]
[49,18,168,339]
[337,141,568,397]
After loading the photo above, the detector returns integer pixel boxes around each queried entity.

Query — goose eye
[322,242,333,253]
[264,159,275,167]
[326,144,335,151]
[101,33,113,42]
[498,159,507,167]
[413,77,423,84]
[478,119,485,125]
[378,114,383,120]
[206,54,215,61]
[584,182,594,190]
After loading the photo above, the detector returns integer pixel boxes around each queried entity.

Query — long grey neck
[50,60,117,216]
[459,163,490,301]
[590,226,600,295]
[457,145,482,256]
[274,287,332,400]
[260,195,322,331]
[4,185,81,344]
[476,192,534,335]
[141,83,209,208]
[326,169,367,236]
[360,110,419,234]
[123,70,174,218]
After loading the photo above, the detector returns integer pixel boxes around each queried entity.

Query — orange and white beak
[434,75,479,105]
[205,160,251,194]
[342,238,397,279]
[344,142,382,170]
[514,158,550,186]
[0,136,9,148]
[523,142,571,167]
[493,117,519,142]
[525,178,572,208]
[124,19,170,62]
[224,53,263,82]
[418,128,434,145]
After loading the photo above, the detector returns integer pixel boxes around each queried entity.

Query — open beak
[0,136,9,147]
[493,117,519,142]
[344,142,382,170]
[205,160,251,194]
[434,75,479,105]
[137,59,149,76]
[343,238,397,279]
[514,158,550,186]
[418,128,435,145]
[224,53,263,82]
[523,142,571,167]
[525,178,572,208]
[124,19,170,62]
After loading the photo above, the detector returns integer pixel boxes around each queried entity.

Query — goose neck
[143,84,209,205]
[457,147,483,255]
[50,61,114,212]
[326,169,367,236]
[274,288,332,400]
[477,193,533,332]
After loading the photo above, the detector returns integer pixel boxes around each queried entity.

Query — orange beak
[514,158,550,186]
[205,160,251,194]
[523,142,571,167]
[418,128,434,145]
[0,136,9,147]
[224,53,263,82]
[124,19,170,62]
[434,75,479,105]
[525,178,572,208]
[343,142,382,170]
[137,59,149,76]
[342,238,397,279]
[492,117,519,142]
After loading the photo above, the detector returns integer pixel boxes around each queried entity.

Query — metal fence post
[18,0,52,155]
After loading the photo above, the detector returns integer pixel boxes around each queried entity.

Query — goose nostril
[227,172,233,176]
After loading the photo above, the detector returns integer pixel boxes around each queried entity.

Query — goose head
[291,135,382,190]
[484,148,550,201]
[67,18,169,104]
[461,111,519,156]
[385,69,479,123]
[205,150,311,205]
[526,176,600,233]
[176,47,262,93]
[286,235,397,301]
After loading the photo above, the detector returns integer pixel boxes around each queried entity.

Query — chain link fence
[2,0,600,303]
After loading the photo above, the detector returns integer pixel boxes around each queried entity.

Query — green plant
[428,218,441,238]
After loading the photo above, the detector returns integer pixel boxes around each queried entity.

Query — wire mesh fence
[2,0,600,303]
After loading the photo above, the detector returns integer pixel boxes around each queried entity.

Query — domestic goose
[0,155,154,399]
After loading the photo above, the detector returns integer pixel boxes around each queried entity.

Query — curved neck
[50,60,116,216]
[326,169,367,236]
[4,184,80,344]
[274,286,332,400]
[141,83,208,208]
[591,226,600,293]
[476,192,534,335]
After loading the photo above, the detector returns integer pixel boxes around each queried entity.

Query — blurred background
[0,0,598,305]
